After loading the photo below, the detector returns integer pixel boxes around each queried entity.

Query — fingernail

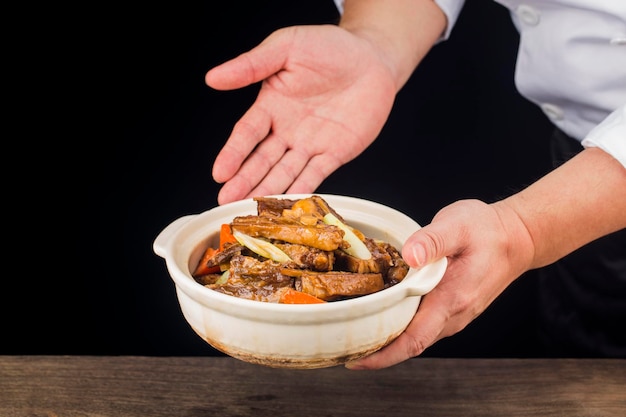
[411,244,426,267]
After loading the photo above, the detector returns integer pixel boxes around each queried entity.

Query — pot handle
[153,215,197,258]
[405,257,448,296]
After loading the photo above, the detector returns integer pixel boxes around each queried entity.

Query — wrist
[338,0,446,91]
[491,200,537,275]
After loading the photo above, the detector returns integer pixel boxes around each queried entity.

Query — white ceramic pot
[153,194,447,369]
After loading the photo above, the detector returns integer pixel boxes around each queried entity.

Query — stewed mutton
[192,195,409,303]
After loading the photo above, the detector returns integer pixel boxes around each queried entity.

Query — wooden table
[2,356,624,416]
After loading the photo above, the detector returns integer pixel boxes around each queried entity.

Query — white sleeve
[333,0,466,40]
[581,105,626,168]
[433,0,466,39]
[333,0,344,14]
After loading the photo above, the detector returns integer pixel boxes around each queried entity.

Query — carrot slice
[219,223,237,250]
[192,246,221,276]
[279,288,326,304]
[193,224,237,277]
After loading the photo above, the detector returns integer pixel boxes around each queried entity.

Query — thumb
[402,222,457,269]
[205,29,290,90]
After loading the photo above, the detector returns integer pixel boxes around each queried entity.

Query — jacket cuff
[582,105,626,168]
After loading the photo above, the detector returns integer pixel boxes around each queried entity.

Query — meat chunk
[203,242,244,269]
[194,195,409,303]
[227,254,293,282]
[275,243,334,271]
[254,197,299,217]
[211,255,294,302]
[334,238,409,286]
[295,271,385,301]
[380,241,410,285]
[255,195,347,225]
[231,216,344,251]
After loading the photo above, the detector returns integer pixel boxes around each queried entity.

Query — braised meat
[210,255,294,302]
[255,196,299,217]
[193,195,410,303]
[255,195,344,222]
[275,243,334,271]
[378,241,410,285]
[231,215,345,251]
[204,242,244,269]
[334,238,410,287]
[295,271,384,301]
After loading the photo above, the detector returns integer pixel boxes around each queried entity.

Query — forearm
[339,0,446,91]
[497,148,626,270]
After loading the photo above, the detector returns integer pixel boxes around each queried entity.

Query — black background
[10,0,556,357]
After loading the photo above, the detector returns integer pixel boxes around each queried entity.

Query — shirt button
[516,4,541,26]
[541,103,565,121]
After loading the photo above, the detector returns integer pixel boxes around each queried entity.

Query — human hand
[205,24,397,204]
[346,199,534,369]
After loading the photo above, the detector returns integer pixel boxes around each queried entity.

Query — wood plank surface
[1,356,624,417]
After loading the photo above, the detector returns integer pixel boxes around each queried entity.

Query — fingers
[345,290,449,370]
[215,130,288,204]
[217,139,334,204]
[205,30,289,91]
[345,208,471,370]
[215,130,310,204]
[401,204,472,268]
[345,200,517,370]
[214,102,352,204]
[212,103,273,184]
[286,152,343,195]
[402,225,451,269]
[232,142,307,202]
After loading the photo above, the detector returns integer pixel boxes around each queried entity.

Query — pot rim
[155,194,447,324]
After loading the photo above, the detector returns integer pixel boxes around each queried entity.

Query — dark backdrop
[11,0,554,356]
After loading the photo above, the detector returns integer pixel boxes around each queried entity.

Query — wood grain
[1,356,624,417]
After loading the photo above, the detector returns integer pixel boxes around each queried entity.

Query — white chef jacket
[334,0,626,167]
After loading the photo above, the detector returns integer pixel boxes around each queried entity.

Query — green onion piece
[322,213,372,260]
[232,230,292,263]
[215,270,229,285]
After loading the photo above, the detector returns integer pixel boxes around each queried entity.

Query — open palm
[206,24,397,204]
